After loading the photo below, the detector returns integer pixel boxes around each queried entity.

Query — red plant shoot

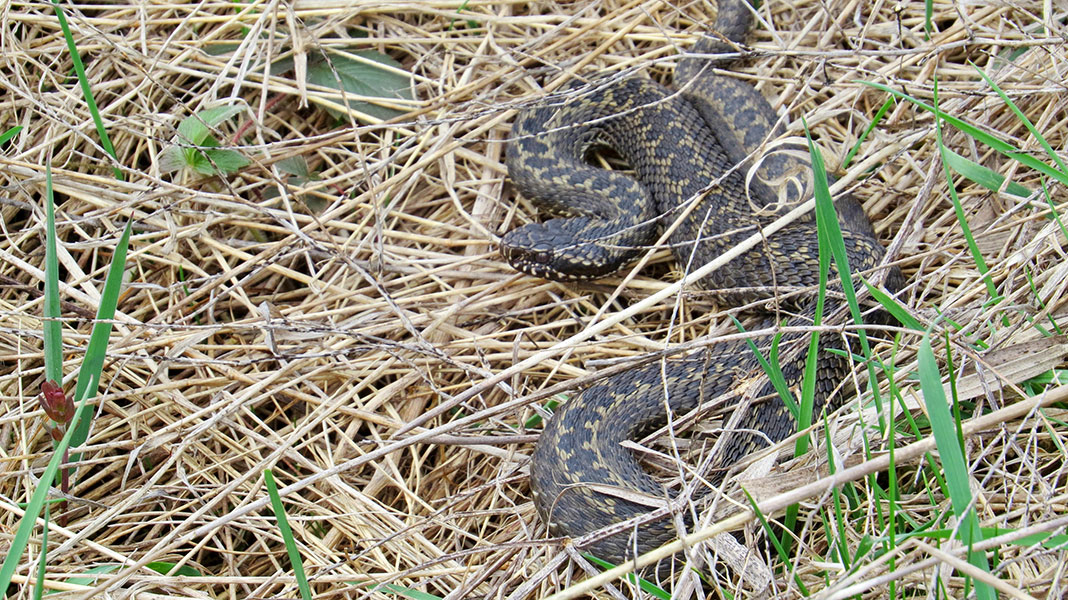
[40,379,74,424]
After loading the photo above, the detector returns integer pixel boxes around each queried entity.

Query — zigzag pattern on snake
[502,0,900,569]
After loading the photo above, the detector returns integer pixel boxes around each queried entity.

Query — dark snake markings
[503,0,902,568]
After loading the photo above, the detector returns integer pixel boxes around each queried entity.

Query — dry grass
[1,0,1067,598]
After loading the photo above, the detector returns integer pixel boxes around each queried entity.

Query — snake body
[504,0,897,568]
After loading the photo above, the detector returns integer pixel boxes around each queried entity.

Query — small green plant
[0,168,132,593]
[448,0,481,31]
[160,105,252,176]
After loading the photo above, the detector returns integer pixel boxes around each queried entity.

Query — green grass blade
[775,119,843,555]
[581,554,671,598]
[861,81,1068,186]
[58,564,120,588]
[972,64,1068,175]
[843,97,893,169]
[799,322,821,438]
[805,121,905,452]
[1022,265,1062,336]
[806,120,868,330]
[50,0,122,181]
[1,126,22,145]
[885,338,901,600]
[1042,180,1068,242]
[823,414,850,569]
[523,395,563,429]
[67,221,133,460]
[146,562,201,577]
[43,166,63,384]
[802,116,868,441]
[905,526,1068,549]
[374,583,447,600]
[265,469,312,600]
[930,80,1000,306]
[940,147,1032,197]
[33,505,49,600]
[0,381,96,591]
[917,334,995,600]
[731,316,798,418]
[798,125,832,444]
[743,488,809,595]
[862,277,922,331]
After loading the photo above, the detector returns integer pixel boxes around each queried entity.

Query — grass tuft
[917,333,995,600]
[0,171,132,594]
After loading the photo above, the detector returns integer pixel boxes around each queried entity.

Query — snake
[502,0,900,571]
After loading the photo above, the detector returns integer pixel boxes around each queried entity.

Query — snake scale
[503,0,899,570]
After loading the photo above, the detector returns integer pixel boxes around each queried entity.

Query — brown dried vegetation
[1,0,1067,598]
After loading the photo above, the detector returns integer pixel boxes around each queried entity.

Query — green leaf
[277,156,314,179]
[146,562,201,577]
[971,63,1068,175]
[862,277,923,331]
[743,488,809,595]
[58,564,120,588]
[907,526,1068,550]
[917,334,996,600]
[204,42,243,56]
[941,147,1031,197]
[267,157,322,205]
[46,561,199,592]
[731,316,797,418]
[0,125,22,145]
[176,105,246,146]
[265,469,312,600]
[162,105,250,175]
[306,50,415,121]
[931,80,1000,307]
[823,413,851,569]
[43,166,63,384]
[797,116,840,447]
[189,148,251,176]
[843,97,893,169]
[523,395,563,429]
[158,145,190,173]
[34,506,48,600]
[804,117,884,370]
[67,221,133,462]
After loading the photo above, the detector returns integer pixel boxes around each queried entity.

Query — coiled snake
[503,0,899,570]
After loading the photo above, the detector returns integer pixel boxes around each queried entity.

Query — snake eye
[533,249,553,264]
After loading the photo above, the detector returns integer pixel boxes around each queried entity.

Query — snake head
[500,218,636,281]
[499,234,565,280]
[510,244,555,269]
